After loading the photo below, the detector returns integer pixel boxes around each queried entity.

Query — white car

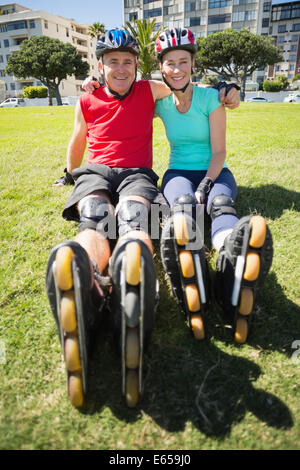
[0,98,25,108]
[283,94,300,103]
[245,97,272,103]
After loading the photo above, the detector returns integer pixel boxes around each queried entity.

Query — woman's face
[160,49,193,90]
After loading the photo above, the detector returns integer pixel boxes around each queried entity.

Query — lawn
[0,103,299,450]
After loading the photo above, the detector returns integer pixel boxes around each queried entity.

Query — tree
[292,73,300,83]
[196,29,282,101]
[125,19,162,80]
[6,36,89,105]
[88,22,105,40]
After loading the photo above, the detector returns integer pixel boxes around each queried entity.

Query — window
[291,45,297,51]
[7,21,27,30]
[44,21,48,29]
[233,11,245,22]
[144,8,162,18]
[6,54,11,62]
[278,36,285,43]
[66,29,69,37]
[292,24,300,31]
[10,83,16,91]
[0,56,3,63]
[143,0,160,4]
[262,18,269,28]
[208,14,231,25]
[290,64,295,70]
[29,20,35,28]
[209,0,231,7]
[129,12,138,21]
[190,17,201,27]
[278,25,286,33]
[290,55,296,61]
[291,35,299,42]
[4,39,9,47]
[0,70,5,77]
[263,2,271,12]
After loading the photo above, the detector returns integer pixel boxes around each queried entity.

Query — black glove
[213,81,240,95]
[54,168,75,186]
[195,177,214,204]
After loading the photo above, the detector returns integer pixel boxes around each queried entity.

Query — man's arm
[148,80,171,102]
[66,100,88,173]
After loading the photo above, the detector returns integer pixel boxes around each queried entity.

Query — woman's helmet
[96,29,139,59]
[155,28,197,60]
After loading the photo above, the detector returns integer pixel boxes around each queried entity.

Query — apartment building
[0,3,99,98]
[123,0,300,83]
[267,0,300,80]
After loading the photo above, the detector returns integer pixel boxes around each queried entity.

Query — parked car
[283,94,300,103]
[245,97,272,103]
[0,98,25,107]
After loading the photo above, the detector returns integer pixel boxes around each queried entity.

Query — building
[267,0,300,80]
[0,3,99,98]
[123,0,300,83]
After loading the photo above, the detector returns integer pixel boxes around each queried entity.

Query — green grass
[0,103,299,450]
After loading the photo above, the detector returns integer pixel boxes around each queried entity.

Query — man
[46,29,240,410]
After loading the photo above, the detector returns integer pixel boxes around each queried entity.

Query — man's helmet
[96,29,139,59]
[155,28,197,60]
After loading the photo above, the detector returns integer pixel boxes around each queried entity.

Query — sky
[15,0,123,29]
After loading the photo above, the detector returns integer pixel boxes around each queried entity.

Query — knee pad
[78,197,116,238]
[117,200,149,237]
[209,194,237,221]
[172,193,197,219]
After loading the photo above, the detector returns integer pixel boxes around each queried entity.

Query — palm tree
[88,22,105,40]
[125,19,163,80]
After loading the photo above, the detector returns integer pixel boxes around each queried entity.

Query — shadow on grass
[73,184,298,436]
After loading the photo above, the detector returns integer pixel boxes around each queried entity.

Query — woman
[155,28,273,344]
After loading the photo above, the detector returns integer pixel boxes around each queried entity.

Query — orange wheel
[244,252,260,281]
[60,291,77,333]
[238,288,254,316]
[190,314,205,340]
[125,369,139,408]
[68,374,84,408]
[249,216,267,248]
[125,242,141,286]
[55,246,74,291]
[125,328,140,370]
[179,250,195,278]
[185,285,200,312]
[173,213,189,246]
[234,318,248,344]
[65,337,82,372]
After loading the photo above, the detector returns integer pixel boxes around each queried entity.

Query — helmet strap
[162,74,190,93]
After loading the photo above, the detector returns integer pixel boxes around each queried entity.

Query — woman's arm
[195,104,226,203]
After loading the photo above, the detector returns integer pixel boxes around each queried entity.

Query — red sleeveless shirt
[79,80,154,168]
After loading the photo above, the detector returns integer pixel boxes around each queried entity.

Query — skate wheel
[249,216,266,248]
[185,285,200,312]
[244,252,260,281]
[65,337,82,372]
[125,242,141,286]
[68,374,84,408]
[60,291,77,333]
[55,246,74,291]
[125,369,139,408]
[234,318,248,344]
[124,290,140,328]
[179,251,195,278]
[190,314,205,340]
[239,288,253,316]
[173,213,189,246]
[126,328,140,369]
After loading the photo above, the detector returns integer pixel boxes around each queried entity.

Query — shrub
[262,80,284,92]
[23,86,48,98]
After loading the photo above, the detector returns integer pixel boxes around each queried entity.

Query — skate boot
[215,215,273,344]
[109,238,159,408]
[46,241,109,408]
[160,195,210,340]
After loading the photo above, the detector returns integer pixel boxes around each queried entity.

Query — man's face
[99,51,137,95]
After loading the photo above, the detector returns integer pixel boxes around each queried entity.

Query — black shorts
[62,164,162,221]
